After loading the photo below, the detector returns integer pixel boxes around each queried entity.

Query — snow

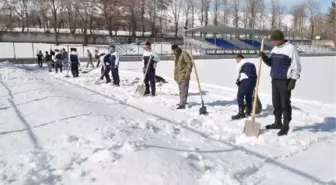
[0,56,335,185]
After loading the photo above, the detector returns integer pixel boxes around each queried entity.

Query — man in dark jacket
[45,51,52,72]
[142,42,159,96]
[70,48,80,78]
[62,48,69,70]
[54,49,63,73]
[102,46,120,86]
[260,30,302,136]
[36,50,44,68]
[232,54,257,120]
[171,44,193,109]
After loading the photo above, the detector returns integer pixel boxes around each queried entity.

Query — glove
[259,52,266,58]
[288,79,296,91]
[236,80,241,86]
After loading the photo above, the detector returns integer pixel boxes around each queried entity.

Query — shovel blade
[243,120,261,137]
[199,106,208,115]
[135,84,146,98]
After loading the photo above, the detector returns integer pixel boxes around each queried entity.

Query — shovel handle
[251,39,264,118]
[187,42,205,103]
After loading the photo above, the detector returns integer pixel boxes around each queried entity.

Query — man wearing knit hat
[260,29,302,136]
[172,44,193,110]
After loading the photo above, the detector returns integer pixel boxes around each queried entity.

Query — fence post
[13,42,16,59]
[32,43,35,59]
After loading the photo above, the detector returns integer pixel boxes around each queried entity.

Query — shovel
[135,55,154,98]
[243,38,264,137]
[188,42,208,115]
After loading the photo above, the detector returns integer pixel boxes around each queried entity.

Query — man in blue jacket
[102,46,120,86]
[70,48,80,78]
[232,54,257,120]
[260,30,302,136]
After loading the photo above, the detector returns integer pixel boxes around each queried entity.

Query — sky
[265,0,332,13]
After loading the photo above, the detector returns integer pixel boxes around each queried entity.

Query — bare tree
[123,0,141,37]
[292,3,306,39]
[99,0,117,36]
[168,0,183,37]
[140,0,146,36]
[242,0,248,28]
[257,0,266,29]
[327,1,336,44]
[270,0,278,28]
[212,0,221,26]
[75,0,96,45]
[270,0,285,29]
[34,0,51,32]
[146,0,158,36]
[64,0,78,34]
[1,0,15,31]
[306,0,320,40]
[247,0,259,29]
[183,0,191,28]
[47,0,63,44]
[232,0,240,28]
[221,0,229,27]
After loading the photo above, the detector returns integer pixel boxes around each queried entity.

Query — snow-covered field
[0,56,335,185]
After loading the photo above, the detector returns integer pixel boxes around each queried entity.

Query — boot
[278,120,289,136]
[231,106,245,120]
[265,120,282,129]
[245,105,252,116]
[177,104,186,109]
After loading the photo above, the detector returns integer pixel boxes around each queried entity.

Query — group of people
[226,30,301,136]
[35,29,301,137]
[171,30,301,136]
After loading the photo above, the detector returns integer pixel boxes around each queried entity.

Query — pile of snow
[0,56,335,185]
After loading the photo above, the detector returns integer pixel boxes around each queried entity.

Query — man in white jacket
[260,30,302,136]
[142,42,159,96]
[232,54,257,120]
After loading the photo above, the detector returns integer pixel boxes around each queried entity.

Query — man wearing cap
[70,48,80,78]
[54,49,63,73]
[102,46,120,86]
[260,30,302,136]
[232,54,257,120]
[142,42,159,96]
[171,44,193,109]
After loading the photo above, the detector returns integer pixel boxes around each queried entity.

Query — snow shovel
[188,42,208,115]
[134,55,153,98]
[243,38,264,137]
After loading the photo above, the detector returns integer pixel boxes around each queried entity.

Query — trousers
[237,78,257,109]
[178,81,190,105]
[55,63,63,73]
[145,70,156,95]
[71,63,79,77]
[272,79,292,124]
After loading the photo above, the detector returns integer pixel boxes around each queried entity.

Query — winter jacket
[236,59,257,82]
[143,50,159,72]
[88,52,93,62]
[62,51,68,61]
[174,49,193,83]
[55,52,63,64]
[262,41,301,80]
[70,51,80,64]
[103,52,119,66]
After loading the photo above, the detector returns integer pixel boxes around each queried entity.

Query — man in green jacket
[172,44,193,109]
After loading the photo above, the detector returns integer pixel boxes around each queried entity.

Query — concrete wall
[0,32,184,45]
